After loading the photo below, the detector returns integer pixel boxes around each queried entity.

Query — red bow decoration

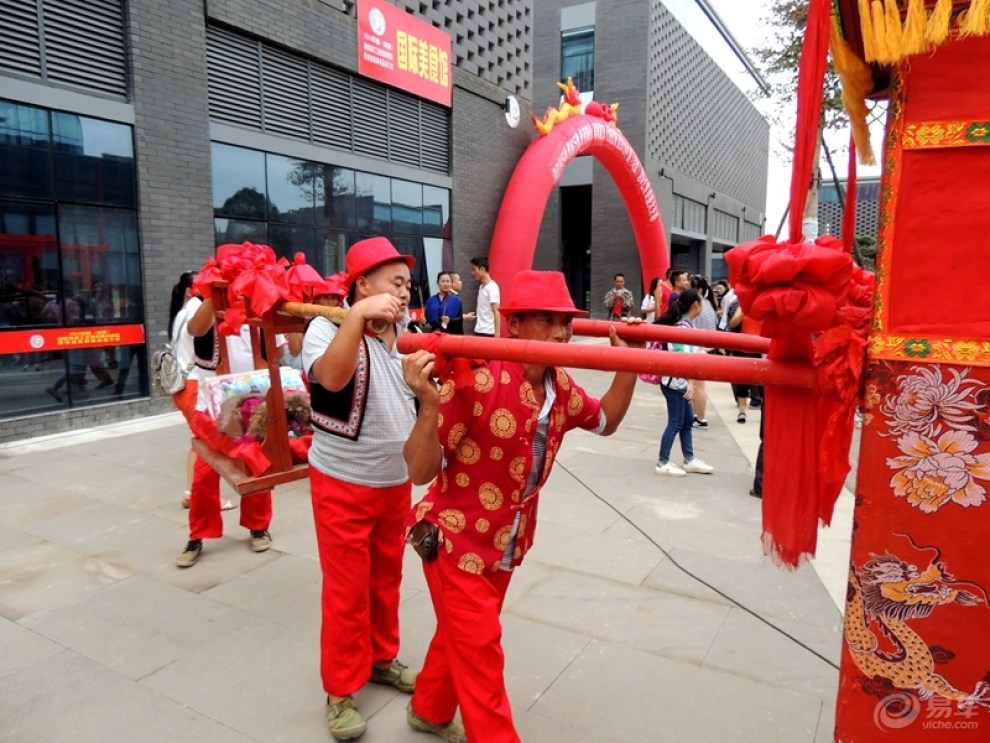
[223,243,290,325]
[420,332,478,389]
[286,252,332,302]
[726,234,873,566]
[192,256,224,298]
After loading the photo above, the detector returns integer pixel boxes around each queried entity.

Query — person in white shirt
[174,284,280,568]
[463,256,500,336]
[641,276,660,323]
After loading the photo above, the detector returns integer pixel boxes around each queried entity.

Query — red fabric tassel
[788,0,833,244]
[726,233,873,566]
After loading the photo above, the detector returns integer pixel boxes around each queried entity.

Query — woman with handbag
[653,289,715,477]
[167,272,237,513]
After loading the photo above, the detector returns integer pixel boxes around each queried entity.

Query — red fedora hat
[344,237,415,289]
[498,270,588,316]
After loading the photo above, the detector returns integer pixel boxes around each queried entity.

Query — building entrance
[561,185,592,311]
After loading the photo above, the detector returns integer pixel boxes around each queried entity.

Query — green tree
[752,0,852,254]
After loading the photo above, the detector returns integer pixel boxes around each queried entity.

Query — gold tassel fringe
[902,0,929,54]
[870,0,892,62]
[885,0,905,55]
[859,0,878,60]
[830,17,878,166]
[925,0,953,44]
[961,0,990,36]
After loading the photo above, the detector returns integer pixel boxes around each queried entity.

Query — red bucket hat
[344,237,415,289]
[498,270,588,316]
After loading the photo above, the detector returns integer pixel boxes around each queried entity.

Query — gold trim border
[869,334,990,367]
[902,120,990,149]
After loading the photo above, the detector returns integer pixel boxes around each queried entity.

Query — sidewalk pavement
[0,344,854,742]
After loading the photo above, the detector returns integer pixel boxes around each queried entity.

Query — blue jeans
[658,385,694,464]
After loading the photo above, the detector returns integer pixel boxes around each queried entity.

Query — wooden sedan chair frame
[190,281,315,495]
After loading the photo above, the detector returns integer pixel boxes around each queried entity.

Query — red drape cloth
[726,235,872,566]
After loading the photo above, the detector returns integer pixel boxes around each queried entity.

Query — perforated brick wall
[647,2,768,209]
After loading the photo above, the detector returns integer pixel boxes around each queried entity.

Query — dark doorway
[561,185,592,311]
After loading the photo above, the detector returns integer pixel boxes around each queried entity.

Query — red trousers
[411,557,519,743]
[188,454,271,539]
[310,466,410,697]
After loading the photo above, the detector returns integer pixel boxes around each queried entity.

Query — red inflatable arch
[488,114,669,316]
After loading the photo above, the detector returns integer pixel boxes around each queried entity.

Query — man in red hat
[400,270,642,743]
[302,237,420,741]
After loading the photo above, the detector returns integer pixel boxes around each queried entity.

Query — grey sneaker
[326,696,366,741]
[370,659,416,693]
[249,530,272,552]
[407,704,467,743]
[175,539,202,568]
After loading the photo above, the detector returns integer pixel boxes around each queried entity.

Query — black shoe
[249,530,272,552]
[749,399,762,410]
[176,539,203,567]
[749,489,762,499]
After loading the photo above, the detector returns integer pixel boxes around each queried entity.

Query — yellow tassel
[885,0,904,59]
[859,0,878,60]
[961,0,990,37]
[902,0,929,55]
[871,0,892,62]
[830,17,877,165]
[925,0,953,44]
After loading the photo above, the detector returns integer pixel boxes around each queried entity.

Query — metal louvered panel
[43,0,126,96]
[387,92,420,168]
[261,47,310,140]
[310,64,351,150]
[207,27,262,129]
[351,78,388,159]
[0,0,41,77]
[419,102,450,173]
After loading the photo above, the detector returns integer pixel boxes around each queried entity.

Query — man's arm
[311,293,402,391]
[187,297,214,337]
[597,323,643,436]
[492,302,500,337]
[402,350,443,484]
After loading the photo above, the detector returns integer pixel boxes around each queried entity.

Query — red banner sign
[357,0,452,107]
[0,324,146,354]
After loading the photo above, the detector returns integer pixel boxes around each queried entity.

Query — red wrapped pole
[571,319,770,354]
[397,333,812,388]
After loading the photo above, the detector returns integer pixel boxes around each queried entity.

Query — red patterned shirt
[411,360,603,574]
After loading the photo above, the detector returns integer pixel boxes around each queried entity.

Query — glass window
[269,224,319,267]
[212,143,267,219]
[267,154,317,225]
[422,186,449,238]
[58,205,141,324]
[52,114,135,207]
[561,27,595,93]
[389,234,428,309]
[0,101,52,200]
[325,166,355,229]
[355,172,391,233]
[0,201,59,327]
[214,218,268,246]
[391,180,422,235]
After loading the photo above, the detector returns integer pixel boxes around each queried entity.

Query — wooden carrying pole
[570,319,770,354]
[396,333,813,388]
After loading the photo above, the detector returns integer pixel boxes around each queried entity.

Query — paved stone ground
[0,343,852,742]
